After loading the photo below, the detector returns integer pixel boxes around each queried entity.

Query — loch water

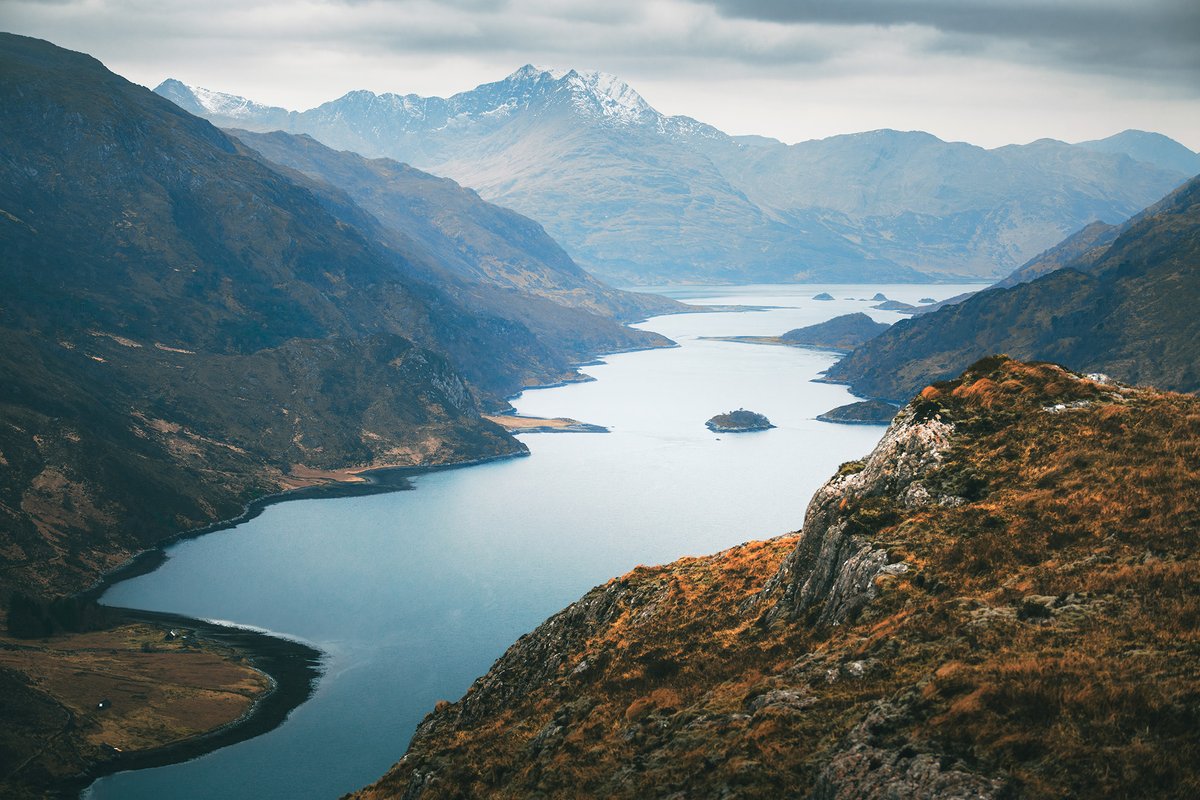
[86,284,983,799]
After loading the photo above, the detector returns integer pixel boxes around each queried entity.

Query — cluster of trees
[6,592,116,638]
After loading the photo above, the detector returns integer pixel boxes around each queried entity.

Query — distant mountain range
[0,35,672,599]
[157,69,1198,284]
[824,174,1200,401]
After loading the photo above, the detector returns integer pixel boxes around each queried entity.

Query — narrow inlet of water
[87,283,983,799]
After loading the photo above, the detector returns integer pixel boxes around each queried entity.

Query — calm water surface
[87,283,982,799]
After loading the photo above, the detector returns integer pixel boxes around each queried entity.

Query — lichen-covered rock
[756,402,952,625]
[812,695,1004,800]
[353,359,1200,800]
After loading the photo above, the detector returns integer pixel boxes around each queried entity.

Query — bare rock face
[812,695,1004,800]
[757,402,954,625]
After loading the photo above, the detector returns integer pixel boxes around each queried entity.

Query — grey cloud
[5,0,1196,149]
[699,0,1200,84]
[701,0,1193,38]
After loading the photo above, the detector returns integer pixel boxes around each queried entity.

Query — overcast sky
[5,0,1198,149]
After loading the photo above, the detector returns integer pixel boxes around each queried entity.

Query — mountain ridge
[824,174,1200,402]
[156,69,1196,285]
[226,128,678,322]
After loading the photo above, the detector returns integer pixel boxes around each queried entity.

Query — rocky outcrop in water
[816,399,900,425]
[705,409,774,432]
[780,313,891,351]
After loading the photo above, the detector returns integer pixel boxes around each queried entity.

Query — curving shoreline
[71,609,324,797]
[70,449,530,796]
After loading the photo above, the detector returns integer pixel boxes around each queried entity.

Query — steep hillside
[0,34,664,601]
[156,70,1193,285]
[228,129,680,321]
[825,175,1200,402]
[355,358,1200,799]
[992,220,1119,288]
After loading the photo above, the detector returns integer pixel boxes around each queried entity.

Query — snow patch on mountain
[565,69,652,123]
[499,64,654,124]
[187,83,282,119]
[528,64,570,80]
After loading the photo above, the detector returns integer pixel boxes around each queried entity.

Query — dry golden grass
[482,414,589,431]
[0,623,269,753]
[358,359,1200,799]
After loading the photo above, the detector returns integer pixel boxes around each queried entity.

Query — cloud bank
[4,0,1198,149]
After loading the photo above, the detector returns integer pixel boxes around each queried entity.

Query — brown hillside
[355,357,1200,799]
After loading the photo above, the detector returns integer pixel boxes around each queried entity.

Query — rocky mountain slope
[991,220,1120,289]
[0,34,667,601]
[823,175,1200,402]
[157,71,1194,284]
[228,129,679,322]
[354,357,1200,799]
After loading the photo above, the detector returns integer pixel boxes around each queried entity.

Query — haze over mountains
[4,22,1200,800]
[0,34,670,599]
[157,68,1198,285]
[825,174,1200,401]
[226,129,674,322]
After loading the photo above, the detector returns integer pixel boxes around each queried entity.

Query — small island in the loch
[872,298,920,313]
[812,291,835,301]
[817,398,901,425]
[705,409,775,433]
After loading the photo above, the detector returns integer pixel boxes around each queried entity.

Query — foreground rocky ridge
[356,358,1200,799]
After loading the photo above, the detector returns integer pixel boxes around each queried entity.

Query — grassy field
[0,621,270,796]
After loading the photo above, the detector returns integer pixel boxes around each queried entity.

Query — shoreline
[68,447,530,795]
[699,335,853,354]
[64,321,695,795]
[69,608,324,796]
[67,319,683,793]
[80,449,528,603]
[484,414,609,434]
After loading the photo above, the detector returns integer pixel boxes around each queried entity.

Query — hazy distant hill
[1077,129,1200,176]
[823,175,1200,401]
[991,220,1121,289]
[157,70,1195,284]
[0,35,667,599]
[780,313,891,351]
[228,129,677,322]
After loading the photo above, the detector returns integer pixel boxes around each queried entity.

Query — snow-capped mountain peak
[154,79,288,121]
[564,69,652,123]
[500,64,655,124]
